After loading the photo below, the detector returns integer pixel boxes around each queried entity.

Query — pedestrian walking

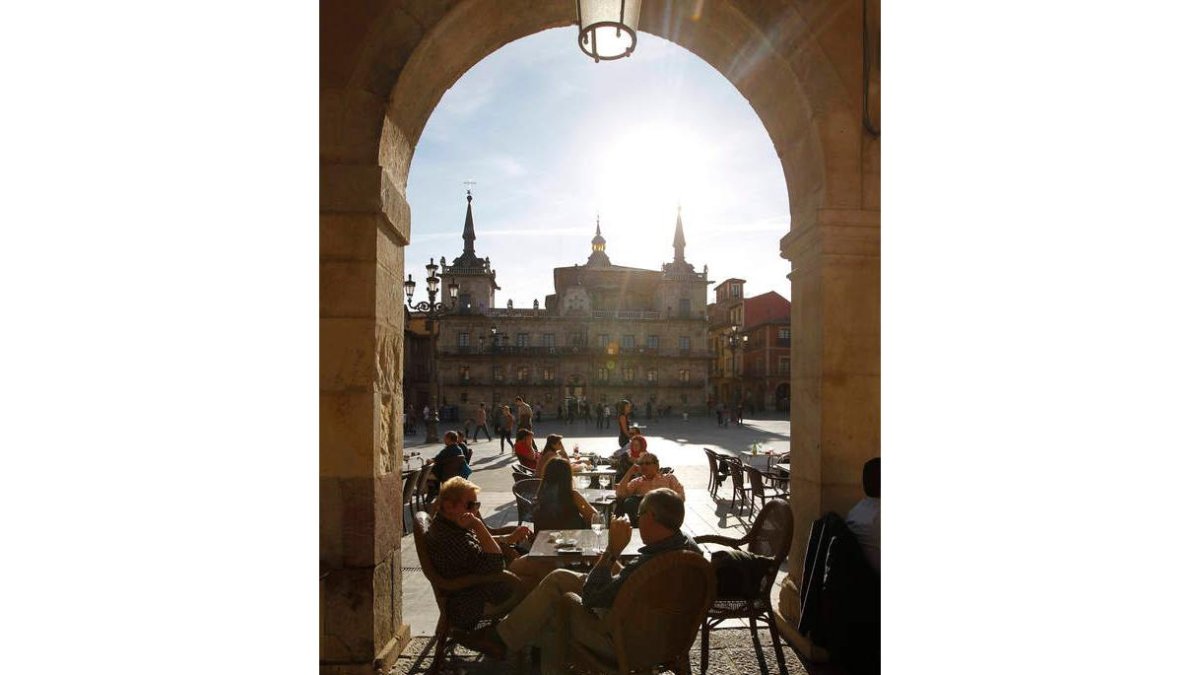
[472,403,492,442]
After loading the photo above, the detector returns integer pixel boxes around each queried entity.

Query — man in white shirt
[845,457,880,572]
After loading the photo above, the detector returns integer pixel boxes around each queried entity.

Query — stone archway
[321,1,878,672]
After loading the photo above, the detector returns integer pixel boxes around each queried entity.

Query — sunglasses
[636,462,657,467]
[466,501,481,509]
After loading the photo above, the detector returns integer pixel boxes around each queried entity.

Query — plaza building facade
[708,281,792,412]
[415,195,712,419]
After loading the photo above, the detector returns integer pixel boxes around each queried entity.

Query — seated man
[845,456,880,572]
[434,431,472,482]
[614,452,684,525]
[453,488,701,672]
[426,477,533,630]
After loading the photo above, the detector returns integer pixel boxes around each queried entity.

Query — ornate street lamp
[404,258,459,444]
[726,326,749,406]
[576,0,643,62]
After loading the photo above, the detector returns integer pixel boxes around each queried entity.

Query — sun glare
[591,122,719,244]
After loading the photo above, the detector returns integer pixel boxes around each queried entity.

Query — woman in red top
[513,428,538,471]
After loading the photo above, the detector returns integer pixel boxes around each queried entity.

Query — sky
[406,27,791,309]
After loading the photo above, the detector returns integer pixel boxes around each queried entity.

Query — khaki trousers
[495,569,616,674]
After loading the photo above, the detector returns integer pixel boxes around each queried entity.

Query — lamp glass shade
[426,276,438,295]
[448,280,460,299]
[403,275,416,299]
[577,0,642,61]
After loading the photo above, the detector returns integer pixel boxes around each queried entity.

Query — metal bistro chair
[559,550,716,675]
[401,466,422,534]
[512,478,541,527]
[746,465,789,516]
[703,448,730,498]
[411,461,436,517]
[724,457,751,516]
[696,498,795,675]
[412,512,524,673]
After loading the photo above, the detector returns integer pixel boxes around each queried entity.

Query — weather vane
[463,179,477,196]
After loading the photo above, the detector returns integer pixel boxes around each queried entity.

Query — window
[779,358,790,375]
[678,336,691,352]
[542,333,556,347]
[622,366,636,382]
[679,369,691,383]
[679,298,691,317]
[460,392,469,403]
[596,367,609,382]
[492,365,504,383]
[646,335,660,349]
[569,332,583,346]
[779,327,791,339]
[681,393,689,404]
[516,333,529,347]
[543,367,555,382]
[733,284,742,298]
[621,335,635,350]
[647,368,658,383]
[459,365,470,382]
[598,334,610,348]
[457,332,470,347]
[516,366,529,383]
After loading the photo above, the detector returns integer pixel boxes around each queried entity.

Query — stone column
[319,153,412,674]
[775,208,880,657]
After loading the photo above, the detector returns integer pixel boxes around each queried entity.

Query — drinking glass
[591,513,606,553]
[598,474,611,489]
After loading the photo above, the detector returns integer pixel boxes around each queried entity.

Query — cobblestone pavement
[392,412,834,675]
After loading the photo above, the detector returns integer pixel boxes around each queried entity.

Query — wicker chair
[696,498,794,675]
[745,465,789,516]
[512,478,541,527]
[411,512,524,672]
[559,550,716,674]
[724,457,751,516]
[703,448,730,498]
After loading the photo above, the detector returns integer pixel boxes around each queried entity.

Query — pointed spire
[461,190,476,257]
[673,204,686,263]
[587,213,611,266]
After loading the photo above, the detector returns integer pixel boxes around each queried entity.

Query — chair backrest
[416,461,437,505]
[512,479,541,523]
[514,462,535,476]
[512,470,529,483]
[401,468,420,503]
[743,498,795,595]
[726,456,746,490]
[745,465,767,497]
[607,551,716,672]
[704,448,720,476]
[411,511,453,614]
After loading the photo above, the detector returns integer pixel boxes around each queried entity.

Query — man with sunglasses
[426,477,533,630]
[614,452,685,526]
[453,488,700,672]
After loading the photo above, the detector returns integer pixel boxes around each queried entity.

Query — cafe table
[572,466,618,489]
[525,528,647,565]
[739,448,787,470]
[579,488,618,519]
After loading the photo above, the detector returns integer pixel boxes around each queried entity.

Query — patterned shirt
[425,513,511,629]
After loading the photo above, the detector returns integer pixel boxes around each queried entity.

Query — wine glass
[598,474,611,490]
[591,512,606,553]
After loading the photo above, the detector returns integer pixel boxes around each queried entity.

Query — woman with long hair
[535,434,569,477]
[616,399,633,448]
[532,457,596,532]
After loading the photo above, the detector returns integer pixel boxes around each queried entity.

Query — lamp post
[404,258,459,444]
[726,326,748,407]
